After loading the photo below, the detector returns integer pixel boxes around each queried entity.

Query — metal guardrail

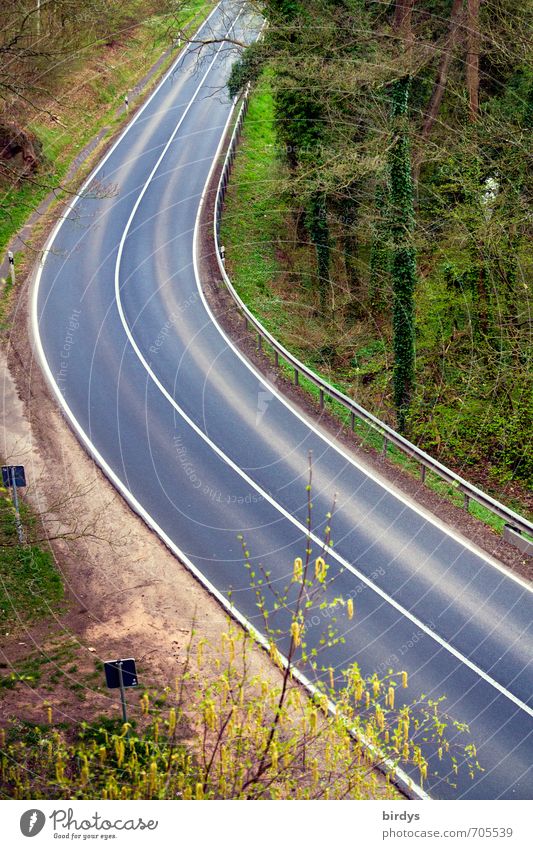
[213,94,533,549]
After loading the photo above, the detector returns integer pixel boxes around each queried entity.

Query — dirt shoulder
[0,10,284,742]
[0,23,402,801]
[2,22,522,802]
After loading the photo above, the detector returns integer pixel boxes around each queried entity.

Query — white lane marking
[33,0,224,281]
[114,10,245,326]
[197,120,533,594]
[31,3,529,801]
[111,39,533,720]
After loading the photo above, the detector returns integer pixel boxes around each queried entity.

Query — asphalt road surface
[33,0,533,800]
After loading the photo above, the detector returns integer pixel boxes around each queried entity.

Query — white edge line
[189,119,533,721]
[32,303,428,800]
[206,108,533,593]
[32,0,223,279]
[27,2,428,801]
[101,28,533,720]
[210,105,533,545]
[104,11,533,722]
[29,3,527,801]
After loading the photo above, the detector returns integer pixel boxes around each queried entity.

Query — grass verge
[0,485,64,632]
[0,0,213,279]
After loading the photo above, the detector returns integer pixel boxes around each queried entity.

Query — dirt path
[1,317,276,724]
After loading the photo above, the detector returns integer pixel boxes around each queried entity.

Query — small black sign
[104,658,138,689]
[2,465,26,488]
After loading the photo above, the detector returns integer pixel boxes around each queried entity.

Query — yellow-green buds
[168,707,176,736]
[291,621,301,647]
[315,557,327,582]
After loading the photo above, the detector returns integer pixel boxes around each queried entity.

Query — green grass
[0,0,212,262]
[0,489,64,630]
[0,639,87,695]
[221,80,288,313]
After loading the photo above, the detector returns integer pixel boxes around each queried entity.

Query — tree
[0,1,171,186]
[0,469,482,798]
[185,0,533,485]
[414,0,464,184]
[389,77,417,432]
[466,0,481,121]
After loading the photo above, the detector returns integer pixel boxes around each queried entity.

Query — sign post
[104,658,138,733]
[7,251,15,285]
[117,661,128,724]
[2,465,26,544]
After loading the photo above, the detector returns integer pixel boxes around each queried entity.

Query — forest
[226,0,532,503]
[1,1,531,503]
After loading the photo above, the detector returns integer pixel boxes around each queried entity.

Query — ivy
[388,76,417,432]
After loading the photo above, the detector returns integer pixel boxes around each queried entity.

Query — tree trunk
[389,5,418,432]
[413,0,463,185]
[393,0,416,39]
[466,0,480,121]
[307,192,330,314]
[369,183,390,311]
[422,0,464,141]
[389,78,417,432]
[341,185,361,318]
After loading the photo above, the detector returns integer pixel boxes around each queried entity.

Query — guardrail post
[463,493,470,511]
[350,411,355,431]
[257,333,262,351]
[319,389,324,410]
[274,350,279,368]
[420,464,426,483]
[244,316,248,331]
[382,436,388,457]
[503,525,533,556]
[294,368,299,386]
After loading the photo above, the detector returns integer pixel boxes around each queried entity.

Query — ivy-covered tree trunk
[341,185,361,321]
[369,182,390,311]
[307,191,330,313]
[340,185,358,283]
[389,76,417,432]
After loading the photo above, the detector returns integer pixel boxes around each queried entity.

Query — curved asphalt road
[33,0,533,799]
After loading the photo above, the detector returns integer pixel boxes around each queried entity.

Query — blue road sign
[104,658,138,689]
[2,465,26,488]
